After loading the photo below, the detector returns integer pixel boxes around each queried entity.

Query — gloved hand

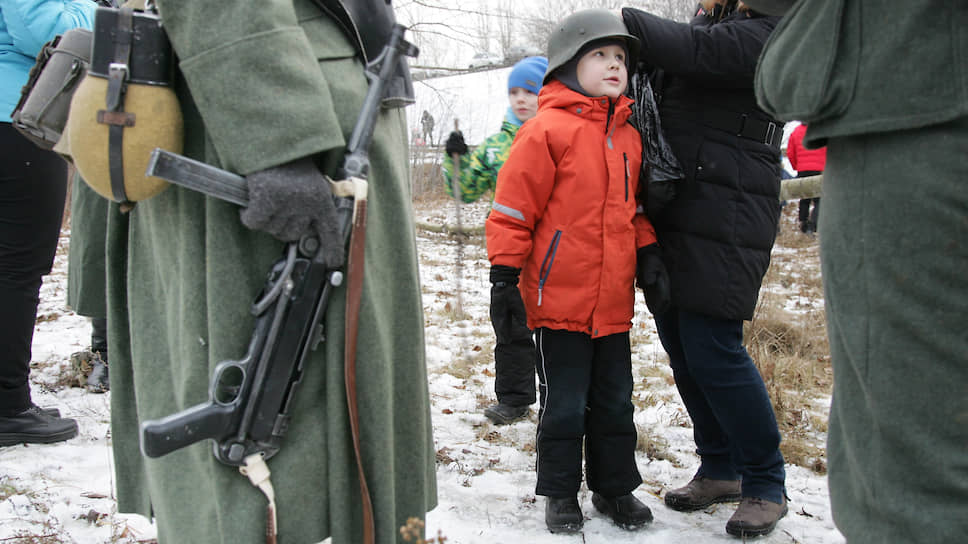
[445,130,468,156]
[489,265,528,343]
[636,243,671,315]
[240,156,345,268]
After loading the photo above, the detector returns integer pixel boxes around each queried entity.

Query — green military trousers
[820,116,968,543]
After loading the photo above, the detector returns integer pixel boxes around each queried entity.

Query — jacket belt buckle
[764,121,777,147]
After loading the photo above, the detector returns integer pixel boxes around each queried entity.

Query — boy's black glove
[636,243,671,315]
[240,156,344,269]
[489,265,528,343]
[445,130,468,156]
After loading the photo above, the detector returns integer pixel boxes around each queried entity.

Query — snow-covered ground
[0,199,843,543]
[1,66,842,543]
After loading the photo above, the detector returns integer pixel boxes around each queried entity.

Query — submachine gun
[139,24,418,466]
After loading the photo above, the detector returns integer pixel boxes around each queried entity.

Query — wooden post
[780,174,823,201]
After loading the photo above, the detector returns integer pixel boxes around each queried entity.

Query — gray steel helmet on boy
[544,9,640,84]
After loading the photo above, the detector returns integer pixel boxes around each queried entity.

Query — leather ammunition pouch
[313,0,415,107]
[10,29,93,150]
[60,4,182,206]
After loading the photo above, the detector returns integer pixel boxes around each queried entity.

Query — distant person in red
[786,122,826,234]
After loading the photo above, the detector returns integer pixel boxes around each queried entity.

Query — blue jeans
[655,308,785,503]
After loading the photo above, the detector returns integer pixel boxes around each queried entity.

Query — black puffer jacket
[623,4,782,321]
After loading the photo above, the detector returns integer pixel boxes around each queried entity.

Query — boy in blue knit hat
[443,55,548,425]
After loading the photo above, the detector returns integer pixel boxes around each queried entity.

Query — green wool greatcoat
[105,2,437,543]
[67,173,108,319]
[753,1,968,542]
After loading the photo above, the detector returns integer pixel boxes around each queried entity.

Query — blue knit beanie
[507,56,548,95]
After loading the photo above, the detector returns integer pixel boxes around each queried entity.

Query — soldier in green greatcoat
[104,1,437,542]
[748,1,968,542]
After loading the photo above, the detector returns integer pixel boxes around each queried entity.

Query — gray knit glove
[240,156,344,268]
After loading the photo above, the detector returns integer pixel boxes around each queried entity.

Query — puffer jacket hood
[486,80,656,338]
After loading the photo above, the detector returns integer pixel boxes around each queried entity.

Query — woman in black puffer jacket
[622,1,787,538]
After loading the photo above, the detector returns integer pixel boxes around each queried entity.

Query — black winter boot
[545,496,583,534]
[484,403,528,425]
[592,492,653,530]
[0,405,78,447]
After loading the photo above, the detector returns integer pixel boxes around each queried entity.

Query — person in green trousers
[104,1,437,542]
[748,1,968,542]
[67,173,109,392]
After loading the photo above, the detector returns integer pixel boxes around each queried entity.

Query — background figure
[0,0,95,447]
[67,171,109,392]
[443,56,548,425]
[421,109,435,146]
[487,9,661,534]
[750,0,968,542]
[622,1,787,538]
[785,122,824,234]
[104,2,436,542]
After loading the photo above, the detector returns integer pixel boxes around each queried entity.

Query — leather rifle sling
[343,186,374,544]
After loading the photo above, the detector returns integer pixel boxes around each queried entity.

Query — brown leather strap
[343,194,374,544]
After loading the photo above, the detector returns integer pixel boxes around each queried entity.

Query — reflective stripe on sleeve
[492,202,526,222]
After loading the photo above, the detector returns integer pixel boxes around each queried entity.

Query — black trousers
[0,123,68,416]
[492,316,536,407]
[534,328,642,498]
[797,170,821,233]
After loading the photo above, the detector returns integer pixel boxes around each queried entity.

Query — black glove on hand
[636,243,671,315]
[240,156,344,268]
[489,265,528,343]
[445,130,468,156]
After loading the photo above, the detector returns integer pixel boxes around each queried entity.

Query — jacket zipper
[537,230,562,306]
[623,152,629,201]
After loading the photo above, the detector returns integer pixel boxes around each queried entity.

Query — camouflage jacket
[442,119,518,203]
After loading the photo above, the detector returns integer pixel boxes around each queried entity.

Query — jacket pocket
[536,230,562,307]
[754,0,860,123]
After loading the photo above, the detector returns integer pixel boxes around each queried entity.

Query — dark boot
[0,405,78,447]
[725,496,788,538]
[545,496,583,534]
[483,403,528,425]
[592,492,653,530]
[664,476,741,511]
[86,317,109,393]
[85,352,109,393]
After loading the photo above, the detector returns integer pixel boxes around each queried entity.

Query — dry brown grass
[747,229,832,473]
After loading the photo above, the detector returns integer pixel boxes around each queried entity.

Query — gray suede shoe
[725,496,788,538]
[664,476,742,511]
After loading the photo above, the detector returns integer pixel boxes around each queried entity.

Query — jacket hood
[538,80,635,128]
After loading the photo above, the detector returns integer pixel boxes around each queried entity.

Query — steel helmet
[544,9,640,85]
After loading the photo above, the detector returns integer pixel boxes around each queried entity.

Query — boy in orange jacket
[485,9,669,534]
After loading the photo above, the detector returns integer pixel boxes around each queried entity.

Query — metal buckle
[764,122,777,146]
[108,62,129,80]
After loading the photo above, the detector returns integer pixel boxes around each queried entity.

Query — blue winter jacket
[1,0,96,123]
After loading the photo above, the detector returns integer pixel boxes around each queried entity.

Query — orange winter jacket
[486,80,657,339]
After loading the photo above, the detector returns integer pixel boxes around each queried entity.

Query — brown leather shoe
[664,476,741,511]
[725,496,788,538]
